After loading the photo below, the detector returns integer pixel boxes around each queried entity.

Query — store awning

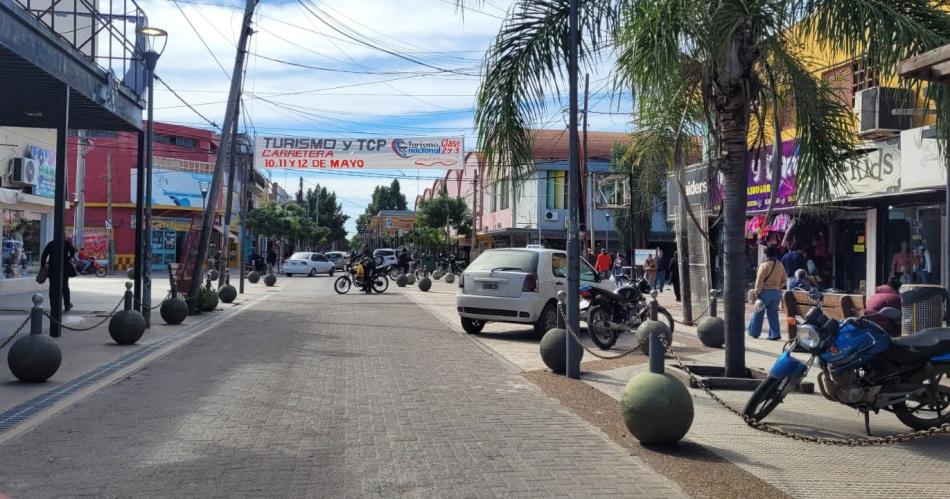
[213,225,238,240]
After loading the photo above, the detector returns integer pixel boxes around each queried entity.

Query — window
[2,209,43,279]
[498,177,510,210]
[468,250,538,273]
[821,59,880,108]
[580,259,598,282]
[552,253,567,278]
[154,133,199,149]
[546,170,567,210]
[489,182,497,212]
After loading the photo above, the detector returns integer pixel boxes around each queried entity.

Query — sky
[143,0,631,234]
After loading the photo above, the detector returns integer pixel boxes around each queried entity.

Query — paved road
[0,276,682,498]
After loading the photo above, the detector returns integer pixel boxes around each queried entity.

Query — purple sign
[746,140,798,212]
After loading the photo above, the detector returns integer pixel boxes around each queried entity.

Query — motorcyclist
[359,245,375,293]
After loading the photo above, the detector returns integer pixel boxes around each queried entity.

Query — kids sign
[254,136,464,170]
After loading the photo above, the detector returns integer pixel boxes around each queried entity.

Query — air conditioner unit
[543,210,559,222]
[855,87,912,139]
[5,157,38,187]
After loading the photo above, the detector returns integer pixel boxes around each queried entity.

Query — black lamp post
[137,25,167,327]
[199,180,210,210]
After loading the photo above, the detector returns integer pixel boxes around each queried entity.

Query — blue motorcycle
[745,292,950,432]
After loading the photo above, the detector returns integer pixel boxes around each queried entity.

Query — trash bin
[899,284,948,335]
[420,255,436,273]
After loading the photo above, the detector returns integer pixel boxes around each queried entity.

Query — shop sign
[130,216,193,232]
[900,127,947,192]
[254,136,464,170]
[28,146,56,198]
[832,138,901,200]
[747,140,798,212]
[666,162,716,218]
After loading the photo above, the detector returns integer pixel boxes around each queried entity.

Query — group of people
[749,244,830,341]
[592,247,681,301]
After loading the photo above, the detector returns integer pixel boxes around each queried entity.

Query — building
[1,0,149,305]
[63,123,226,272]
[368,210,415,249]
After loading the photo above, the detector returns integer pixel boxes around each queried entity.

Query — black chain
[656,333,950,446]
[135,291,172,311]
[0,315,31,350]
[557,304,641,360]
[671,306,709,326]
[43,296,125,332]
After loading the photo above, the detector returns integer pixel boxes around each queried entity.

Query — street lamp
[604,212,611,253]
[199,180,210,210]
[136,25,167,328]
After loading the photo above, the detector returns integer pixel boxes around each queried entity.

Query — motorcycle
[74,259,107,278]
[333,257,389,295]
[745,291,950,432]
[582,278,674,350]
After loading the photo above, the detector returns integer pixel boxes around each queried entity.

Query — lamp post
[199,181,210,210]
[137,25,167,328]
[604,212,611,253]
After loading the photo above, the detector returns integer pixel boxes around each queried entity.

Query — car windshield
[467,250,538,273]
[290,252,310,260]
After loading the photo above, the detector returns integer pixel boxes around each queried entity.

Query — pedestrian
[656,248,669,292]
[668,251,680,302]
[266,248,277,273]
[866,277,902,337]
[781,244,807,288]
[397,247,410,275]
[748,246,787,340]
[359,244,375,293]
[614,253,627,284]
[787,269,814,292]
[643,254,658,289]
[594,249,612,280]
[40,236,77,312]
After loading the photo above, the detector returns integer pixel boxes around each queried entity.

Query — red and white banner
[254,136,464,170]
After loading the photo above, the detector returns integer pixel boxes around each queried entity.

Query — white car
[456,248,615,335]
[325,251,348,270]
[373,248,398,269]
[283,252,336,277]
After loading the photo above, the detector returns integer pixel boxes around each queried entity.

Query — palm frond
[473,0,616,180]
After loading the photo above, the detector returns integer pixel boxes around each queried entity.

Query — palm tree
[463,0,950,377]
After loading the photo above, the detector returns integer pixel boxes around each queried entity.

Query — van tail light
[459,273,465,288]
[522,273,538,292]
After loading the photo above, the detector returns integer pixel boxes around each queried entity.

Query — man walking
[595,249,612,280]
[40,236,77,312]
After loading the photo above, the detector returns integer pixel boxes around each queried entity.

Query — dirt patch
[523,370,790,499]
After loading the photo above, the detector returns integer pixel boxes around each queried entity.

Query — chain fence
[0,316,32,351]
[43,296,125,332]
[555,301,949,445]
[135,291,172,311]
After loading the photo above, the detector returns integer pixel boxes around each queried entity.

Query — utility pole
[565,0,582,379]
[581,74,589,256]
[238,143,249,294]
[73,130,87,249]
[472,170,479,256]
[314,183,320,250]
[188,0,258,309]
[218,106,241,287]
[106,154,113,275]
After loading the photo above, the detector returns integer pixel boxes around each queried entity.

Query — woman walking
[643,254,658,289]
[748,246,787,340]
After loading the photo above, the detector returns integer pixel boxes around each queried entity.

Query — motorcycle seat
[884,328,950,365]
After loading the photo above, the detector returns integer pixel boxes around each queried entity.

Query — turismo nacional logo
[391,138,442,158]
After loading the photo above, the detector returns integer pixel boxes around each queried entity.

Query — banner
[747,140,798,212]
[28,146,56,198]
[254,136,463,170]
[130,168,221,208]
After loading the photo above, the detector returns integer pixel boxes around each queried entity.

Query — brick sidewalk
[0,276,685,497]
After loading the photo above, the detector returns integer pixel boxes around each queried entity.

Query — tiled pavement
[0,276,684,498]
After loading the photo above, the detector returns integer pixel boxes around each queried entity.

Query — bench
[782,290,865,338]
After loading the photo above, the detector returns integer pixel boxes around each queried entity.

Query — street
[0,277,682,498]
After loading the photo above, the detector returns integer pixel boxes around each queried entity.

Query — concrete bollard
[218,274,237,303]
[7,294,62,383]
[418,276,432,292]
[396,274,408,287]
[264,273,277,287]
[109,282,146,345]
[444,272,456,284]
[248,270,261,284]
[160,284,188,325]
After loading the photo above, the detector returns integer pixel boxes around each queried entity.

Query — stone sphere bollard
[264,273,277,287]
[8,334,62,383]
[208,269,219,282]
[406,273,416,285]
[444,272,456,284]
[539,328,583,373]
[432,270,443,281]
[621,372,694,445]
[697,317,725,348]
[248,271,261,283]
[418,276,432,292]
[636,320,672,356]
[109,310,146,345]
[126,267,135,280]
[396,274,408,287]
[218,284,238,303]
[160,296,188,325]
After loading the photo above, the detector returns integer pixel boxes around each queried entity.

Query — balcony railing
[14,0,148,98]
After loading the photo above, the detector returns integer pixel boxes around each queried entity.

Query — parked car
[325,251,348,270]
[373,248,398,270]
[283,252,336,277]
[456,248,615,336]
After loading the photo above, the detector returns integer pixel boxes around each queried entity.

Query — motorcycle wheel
[372,275,389,293]
[333,276,352,295]
[95,267,107,278]
[743,375,793,422]
[588,307,618,350]
[893,385,950,431]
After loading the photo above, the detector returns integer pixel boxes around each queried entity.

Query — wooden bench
[782,291,865,338]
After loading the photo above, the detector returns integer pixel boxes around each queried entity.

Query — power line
[170,0,231,78]
[154,75,221,130]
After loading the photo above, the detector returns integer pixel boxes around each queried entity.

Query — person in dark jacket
[40,236,77,312]
[397,248,411,275]
[668,251,680,302]
[866,277,902,336]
